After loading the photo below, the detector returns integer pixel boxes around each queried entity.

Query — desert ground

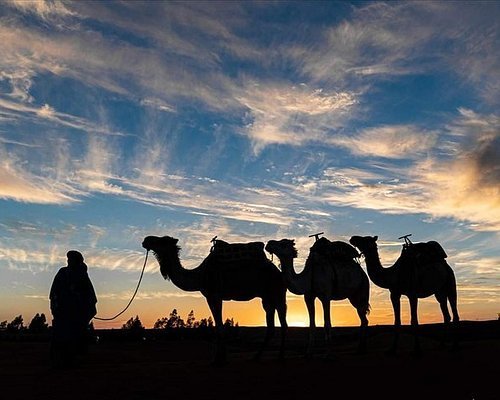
[1,321,498,400]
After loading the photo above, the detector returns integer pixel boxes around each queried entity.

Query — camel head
[349,235,378,255]
[265,239,298,260]
[142,236,181,280]
[142,235,179,252]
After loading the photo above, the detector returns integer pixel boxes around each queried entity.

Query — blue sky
[0,1,498,327]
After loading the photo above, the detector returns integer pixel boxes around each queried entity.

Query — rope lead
[93,250,149,321]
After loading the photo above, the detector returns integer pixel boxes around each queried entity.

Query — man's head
[67,250,84,267]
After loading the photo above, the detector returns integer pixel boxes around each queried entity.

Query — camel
[265,237,370,356]
[142,235,287,364]
[349,235,459,354]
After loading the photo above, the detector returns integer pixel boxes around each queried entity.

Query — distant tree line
[0,313,49,334]
[0,310,238,340]
[116,309,238,342]
[121,309,238,331]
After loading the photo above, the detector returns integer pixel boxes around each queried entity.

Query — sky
[0,0,498,329]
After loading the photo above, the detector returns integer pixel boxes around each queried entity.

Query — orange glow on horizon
[5,288,496,330]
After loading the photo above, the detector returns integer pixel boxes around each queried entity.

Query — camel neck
[363,248,391,289]
[160,251,201,292]
[279,257,308,295]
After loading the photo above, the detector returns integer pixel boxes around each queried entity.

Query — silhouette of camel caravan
[142,235,287,365]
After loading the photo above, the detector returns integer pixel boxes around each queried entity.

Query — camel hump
[329,241,361,259]
[311,238,360,260]
[410,241,448,262]
[211,240,267,263]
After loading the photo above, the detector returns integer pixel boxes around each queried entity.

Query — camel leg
[255,300,275,361]
[448,276,460,350]
[207,297,226,366]
[305,294,316,358]
[409,296,421,355]
[436,292,451,347]
[321,298,332,344]
[355,305,369,354]
[276,299,288,361]
[320,298,332,357]
[388,291,401,355]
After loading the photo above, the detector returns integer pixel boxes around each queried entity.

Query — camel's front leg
[305,293,316,358]
[321,298,332,343]
[276,300,288,361]
[207,297,226,366]
[319,297,332,350]
[409,295,421,355]
[388,291,401,355]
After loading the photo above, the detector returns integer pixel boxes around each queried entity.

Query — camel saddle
[403,241,448,263]
[210,240,268,264]
[311,237,360,261]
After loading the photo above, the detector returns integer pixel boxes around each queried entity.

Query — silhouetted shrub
[154,308,185,329]
[7,315,25,332]
[122,315,144,331]
[28,313,49,333]
[186,310,196,328]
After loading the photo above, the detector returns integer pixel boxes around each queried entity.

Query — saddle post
[309,232,324,242]
[210,236,218,252]
[398,233,413,249]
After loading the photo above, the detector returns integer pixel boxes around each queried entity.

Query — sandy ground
[1,321,498,400]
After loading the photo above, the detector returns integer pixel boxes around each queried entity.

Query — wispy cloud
[237,82,357,153]
[98,291,204,301]
[0,97,126,136]
[0,239,151,274]
[0,150,77,204]
[296,2,438,83]
[140,98,176,113]
[328,125,438,159]
[6,0,76,20]
[0,7,246,115]
[281,109,500,232]
[118,176,294,226]
[296,1,500,104]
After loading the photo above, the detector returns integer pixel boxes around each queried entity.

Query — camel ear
[374,235,378,241]
[173,238,179,244]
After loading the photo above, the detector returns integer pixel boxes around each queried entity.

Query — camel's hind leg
[409,295,421,355]
[320,298,333,358]
[354,303,369,354]
[447,274,460,349]
[255,299,276,361]
[350,284,369,354]
[436,291,451,347]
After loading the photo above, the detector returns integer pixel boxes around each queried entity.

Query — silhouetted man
[49,250,97,368]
